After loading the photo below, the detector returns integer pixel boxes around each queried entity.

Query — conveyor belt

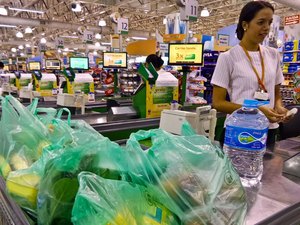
[0,177,30,225]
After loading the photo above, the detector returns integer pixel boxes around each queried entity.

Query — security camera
[71,2,81,12]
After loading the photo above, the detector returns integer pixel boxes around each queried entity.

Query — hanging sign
[285,15,300,25]
[163,34,186,42]
[180,0,198,21]
[117,18,129,34]
[83,30,94,44]
[218,34,230,46]
[26,47,32,55]
[55,37,64,49]
[39,44,47,52]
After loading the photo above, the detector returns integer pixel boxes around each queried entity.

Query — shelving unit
[119,70,141,96]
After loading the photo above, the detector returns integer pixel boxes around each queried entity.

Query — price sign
[83,30,94,44]
[180,0,198,21]
[55,38,64,49]
[26,47,32,55]
[117,18,129,34]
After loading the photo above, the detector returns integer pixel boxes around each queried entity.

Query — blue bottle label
[225,125,268,151]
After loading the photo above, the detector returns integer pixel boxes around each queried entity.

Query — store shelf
[283,61,300,64]
[284,50,300,53]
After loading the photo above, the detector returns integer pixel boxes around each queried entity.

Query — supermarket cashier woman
[211,1,292,149]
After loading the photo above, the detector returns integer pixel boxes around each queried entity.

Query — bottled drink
[223,99,269,188]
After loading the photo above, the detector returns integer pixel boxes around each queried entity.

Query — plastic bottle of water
[223,99,269,188]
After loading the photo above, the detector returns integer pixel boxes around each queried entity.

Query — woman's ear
[242,21,248,31]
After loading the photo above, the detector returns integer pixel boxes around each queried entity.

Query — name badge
[254,91,269,101]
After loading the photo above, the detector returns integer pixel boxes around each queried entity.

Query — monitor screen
[8,64,17,72]
[103,52,127,69]
[45,59,61,70]
[168,43,204,66]
[3,65,9,71]
[28,62,41,71]
[70,57,89,70]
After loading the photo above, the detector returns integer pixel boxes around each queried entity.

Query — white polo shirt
[211,44,284,128]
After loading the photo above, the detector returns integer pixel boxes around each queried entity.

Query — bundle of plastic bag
[6,99,106,215]
[124,127,247,225]
[0,95,51,179]
[72,171,180,225]
[37,138,128,225]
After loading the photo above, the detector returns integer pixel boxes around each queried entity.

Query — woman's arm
[212,85,242,114]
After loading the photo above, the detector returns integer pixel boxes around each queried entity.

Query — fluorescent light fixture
[132,36,147,40]
[11,48,16,52]
[0,7,8,16]
[71,3,81,12]
[101,42,111,46]
[61,35,79,39]
[95,42,100,47]
[25,27,33,33]
[25,44,31,47]
[40,37,47,43]
[95,33,101,39]
[126,37,130,41]
[20,52,25,56]
[74,47,78,50]
[80,18,85,21]
[16,31,24,38]
[99,11,106,14]
[58,49,62,53]
[18,45,24,50]
[200,7,209,17]
[8,7,44,14]
[0,24,17,28]
[64,48,69,51]
[98,19,106,27]
[41,32,45,36]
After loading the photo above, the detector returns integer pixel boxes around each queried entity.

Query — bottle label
[224,125,268,151]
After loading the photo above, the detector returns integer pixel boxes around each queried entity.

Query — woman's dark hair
[236,1,274,40]
[146,54,164,69]
[0,61,4,69]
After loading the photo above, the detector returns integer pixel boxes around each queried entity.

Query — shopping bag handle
[57,108,71,126]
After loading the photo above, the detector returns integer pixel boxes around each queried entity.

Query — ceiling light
[163,18,167,25]
[126,37,130,41]
[0,7,8,16]
[20,53,25,56]
[101,42,111,46]
[71,3,81,12]
[40,37,47,43]
[74,48,78,50]
[64,48,69,51]
[95,33,101,39]
[41,33,45,36]
[8,7,44,14]
[18,45,24,50]
[95,42,100,47]
[132,36,147,40]
[99,11,106,14]
[16,31,24,38]
[58,49,62,53]
[80,18,85,21]
[200,7,209,17]
[25,44,31,48]
[61,35,79,39]
[98,19,106,27]
[0,24,16,28]
[11,48,16,52]
[25,27,32,34]
[93,50,97,55]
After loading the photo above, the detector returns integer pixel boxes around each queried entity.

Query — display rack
[119,70,141,96]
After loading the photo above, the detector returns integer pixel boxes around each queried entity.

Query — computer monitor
[69,57,89,70]
[168,43,204,66]
[103,52,128,69]
[45,59,61,70]
[28,62,41,71]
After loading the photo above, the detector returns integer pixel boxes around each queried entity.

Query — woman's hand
[259,106,285,123]
[275,105,293,123]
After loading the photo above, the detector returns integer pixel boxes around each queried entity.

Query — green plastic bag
[125,128,247,225]
[37,138,128,225]
[0,95,51,179]
[72,171,180,225]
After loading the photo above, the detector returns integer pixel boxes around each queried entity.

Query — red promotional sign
[285,15,300,25]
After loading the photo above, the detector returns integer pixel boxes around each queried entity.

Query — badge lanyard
[240,44,267,93]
